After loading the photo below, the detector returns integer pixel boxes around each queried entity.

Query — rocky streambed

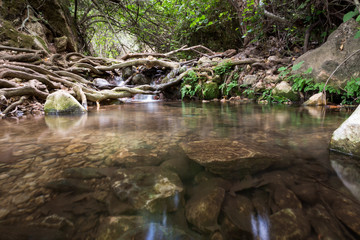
[0,102,359,240]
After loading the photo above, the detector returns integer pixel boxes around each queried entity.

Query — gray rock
[293,19,360,88]
[132,73,150,85]
[270,208,311,240]
[54,36,68,52]
[44,90,86,115]
[122,66,133,79]
[185,186,225,233]
[272,81,299,101]
[303,92,326,106]
[111,167,183,213]
[330,105,360,156]
[242,75,257,86]
[93,78,116,89]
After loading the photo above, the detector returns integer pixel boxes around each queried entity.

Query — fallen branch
[0,44,40,54]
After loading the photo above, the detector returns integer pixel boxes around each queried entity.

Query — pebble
[12,193,32,205]
[23,172,37,179]
[0,173,9,180]
[0,208,10,219]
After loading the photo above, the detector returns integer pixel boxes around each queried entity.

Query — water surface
[0,102,359,240]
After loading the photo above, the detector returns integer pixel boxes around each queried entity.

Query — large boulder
[180,139,282,177]
[44,90,86,115]
[330,105,360,156]
[293,19,360,88]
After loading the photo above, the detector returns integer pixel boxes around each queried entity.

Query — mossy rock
[0,20,35,48]
[203,81,220,100]
[44,91,86,115]
[272,81,299,102]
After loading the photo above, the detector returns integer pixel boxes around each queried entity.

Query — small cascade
[132,94,158,102]
[251,213,270,240]
[114,76,125,86]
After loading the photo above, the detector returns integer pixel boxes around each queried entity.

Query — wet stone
[0,173,9,180]
[180,139,281,177]
[111,166,183,213]
[332,197,360,236]
[96,216,144,240]
[272,185,302,212]
[270,208,311,240]
[23,172,37,179]
[222,194,253,235]
[65,143,88,154]
[45,179,92,193]
[0,208,10,219]
[11,193,32,205]
[306,204,345,239]
[63,167,106,179]
[185,186,225,233]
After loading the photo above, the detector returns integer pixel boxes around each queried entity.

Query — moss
[44,91,86,115]
[203,81,220,100]
[35,36,49,53]
[0,20,34,48]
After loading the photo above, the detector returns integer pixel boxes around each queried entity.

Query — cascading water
[251,212,270,240]
[144,191,180,240]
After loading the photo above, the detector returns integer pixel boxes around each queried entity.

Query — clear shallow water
[0,102,359,240]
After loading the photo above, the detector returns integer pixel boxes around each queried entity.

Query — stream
[0,102,360,240]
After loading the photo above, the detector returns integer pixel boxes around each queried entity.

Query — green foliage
[343,8,360,39]
[259,89,289,103]
[341,77,360,104]
[214,61,233,75]
[181,71,201,99]
[220,80,238,96]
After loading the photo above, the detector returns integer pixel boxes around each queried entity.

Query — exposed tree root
[0,44,281,118]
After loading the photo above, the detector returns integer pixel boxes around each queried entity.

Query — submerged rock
[332,197,360,236]
[111,167,183,213]
[63,167,106,179]
[45,179,91,193]
[222,194,253,238]
[306,204,345,240]
[96,216,144,240]
[118,223,194,240]
[185,186,225,233]
[180,139,280,177]
[270,208,311,240]
[330,105,360,156]
[44,90,86,115]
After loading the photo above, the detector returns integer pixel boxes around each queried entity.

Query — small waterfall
[132,94,158,102]
[251,213,270,240]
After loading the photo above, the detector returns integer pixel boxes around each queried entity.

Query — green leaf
[343,11,357,22]
[278,66,288,72]
[355,30,360,39]
[356,15,360,22]
[292,61,304,71]
[304,67,313,74]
